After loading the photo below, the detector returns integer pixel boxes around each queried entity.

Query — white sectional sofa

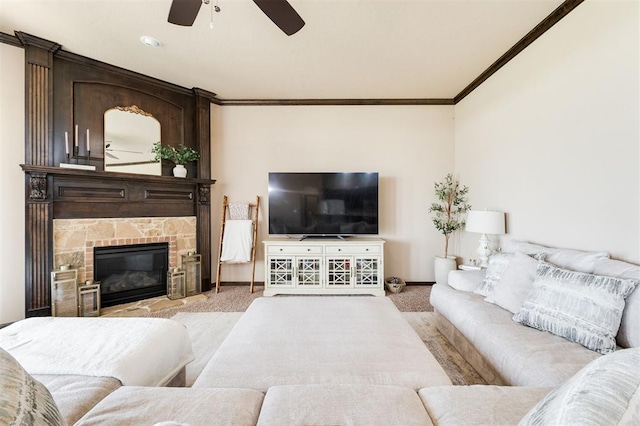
[2,258,640,425]
[430,238,640,388]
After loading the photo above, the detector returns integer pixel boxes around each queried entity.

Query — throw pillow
[485,252,538,314]
[473,252,513,297]
[513,262,639,354]
[501,237,609,273]
[592,257,640,348]
[0,347,64,426]
[519,347,640,425]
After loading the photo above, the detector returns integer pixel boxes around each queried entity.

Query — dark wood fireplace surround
[15,32,218,317]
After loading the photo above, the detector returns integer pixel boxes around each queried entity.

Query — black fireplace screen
[94,242,168,307]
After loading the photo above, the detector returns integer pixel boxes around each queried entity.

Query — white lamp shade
[466,210,505,235]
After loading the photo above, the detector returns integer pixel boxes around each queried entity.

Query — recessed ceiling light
[140,36,161,48]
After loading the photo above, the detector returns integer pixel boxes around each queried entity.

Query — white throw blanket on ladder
[220,220,253,263]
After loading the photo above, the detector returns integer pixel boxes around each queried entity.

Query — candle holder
[181,252,202,296]
[51,267,78,317]
[167,267,186,300]
[78,281,101,317]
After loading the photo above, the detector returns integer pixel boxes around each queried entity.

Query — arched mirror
[104,106,161,175]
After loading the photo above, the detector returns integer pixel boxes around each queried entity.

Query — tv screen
[268,172,379,237]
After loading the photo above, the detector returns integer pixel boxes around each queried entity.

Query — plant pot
[434,255,457,285]
[173,164,187,178]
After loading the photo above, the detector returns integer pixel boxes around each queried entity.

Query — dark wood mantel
[21,164,217,185]
[17,32,218,317]
[21,165,216,219]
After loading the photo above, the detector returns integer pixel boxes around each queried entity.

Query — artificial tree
[429,173,471,257]
[429,174,471,284]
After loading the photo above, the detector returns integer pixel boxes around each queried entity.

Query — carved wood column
[17,32,61,317]
[193,88,217,292]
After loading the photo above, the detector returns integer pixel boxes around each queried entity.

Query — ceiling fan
[105,143,144,160]
[168,0,305,36]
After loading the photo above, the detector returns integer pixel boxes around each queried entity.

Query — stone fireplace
[18,33,215,317]
[53,217,196,307]
[94,242,169,307]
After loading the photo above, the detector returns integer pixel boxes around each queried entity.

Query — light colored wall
[2,1,637,323]
[0,43,26,324]
[211,105,455,284]
[455,0,640,263]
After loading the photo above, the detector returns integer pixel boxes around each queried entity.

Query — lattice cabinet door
[296,257,322,288]
[267,257,295,287]
[263,239,384,296]
[326,257,353,288]
[353,257,381,287]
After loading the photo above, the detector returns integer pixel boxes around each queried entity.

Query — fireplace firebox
[94,243,169,308]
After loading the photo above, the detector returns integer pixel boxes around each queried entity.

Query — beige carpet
[147,284,433,318]
[169,309,486,387]
[170,312,244,386]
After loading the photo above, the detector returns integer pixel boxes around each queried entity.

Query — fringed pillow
[513,262,639,354]
[485,252,539,314]
[519,347,640,425]
[473,252,513,297]
[0,347,64,426]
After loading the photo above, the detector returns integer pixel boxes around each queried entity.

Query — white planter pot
[434,256,457,285]
[173,164,187,178]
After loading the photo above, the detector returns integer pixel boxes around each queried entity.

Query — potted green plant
[152,141,199,178]
[429,173,471,285]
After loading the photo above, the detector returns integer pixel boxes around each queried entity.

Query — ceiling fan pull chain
[208,0,220,29]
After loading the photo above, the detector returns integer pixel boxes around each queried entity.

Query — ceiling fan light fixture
[140,35,161,48]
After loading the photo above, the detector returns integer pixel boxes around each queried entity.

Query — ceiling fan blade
[253,0,305,36]
[109,148,144,154]
[168,0,203,26]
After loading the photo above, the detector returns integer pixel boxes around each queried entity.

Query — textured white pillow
[519,347,640,425]
[0,348,63,426]
[500,237,609,273]
[513,262,639,354]
[474,252,513,297]
[485,252,538,314]
[592,257,640,349]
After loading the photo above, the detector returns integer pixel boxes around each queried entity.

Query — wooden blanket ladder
[215,195,260,293]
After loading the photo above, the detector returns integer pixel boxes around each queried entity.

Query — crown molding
[0,0,585,106]
[219,98,454,106]
[454,0,584,104]
[0,31,21,48]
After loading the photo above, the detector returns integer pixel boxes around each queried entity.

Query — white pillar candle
[86,128,90,151]
[74,125,79,147]
[64,132,69,154]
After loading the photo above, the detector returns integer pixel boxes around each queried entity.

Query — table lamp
[465,210,505,268]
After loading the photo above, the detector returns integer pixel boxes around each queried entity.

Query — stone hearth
[53,217,197,286]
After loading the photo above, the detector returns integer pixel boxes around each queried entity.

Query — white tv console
[263,238,385,297]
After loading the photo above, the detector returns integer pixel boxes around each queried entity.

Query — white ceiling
[0,0,567,100]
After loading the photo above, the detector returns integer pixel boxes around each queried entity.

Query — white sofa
[430,239,640,388]
[3,264,640,425]
[4,341,638,425]
[0,317,194,425]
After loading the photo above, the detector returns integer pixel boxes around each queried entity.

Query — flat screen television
[268,172,379,238]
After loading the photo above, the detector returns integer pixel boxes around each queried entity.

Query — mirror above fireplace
[18,31,217,317]
[104,105,161,176]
